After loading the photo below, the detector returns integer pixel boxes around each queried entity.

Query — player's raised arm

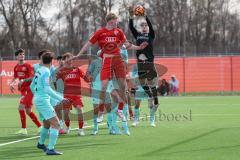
[77,41,93,57]
[75,28,102,60]
[129,6,139,38]
[146,16,155,39]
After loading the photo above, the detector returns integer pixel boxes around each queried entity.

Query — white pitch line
[0,118,125,147]
[0,115,150,147]
[0,136,40,147]
[0,124,98,147]
[2,112,237,147]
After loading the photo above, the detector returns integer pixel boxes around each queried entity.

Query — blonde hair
[105,13,118,22]
[62,52,73,60]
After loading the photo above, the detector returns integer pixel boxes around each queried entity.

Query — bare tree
[1,0,240,57]
[0,0,19,49]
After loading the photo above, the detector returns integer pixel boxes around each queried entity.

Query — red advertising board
[1,56,240,95]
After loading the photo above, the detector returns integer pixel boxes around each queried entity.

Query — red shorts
[19,88,33,108]
[63,94,83,109]
[100,55,126,80]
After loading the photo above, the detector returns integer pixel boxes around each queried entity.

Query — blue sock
[123,104,129,120]
[93,114,98,131]
[39,127,49,145]
[59,120,64,129]
[48,128,59,150]
[107,112,113,132]
[122,120,129,133]
[150,107,155,123]
[111,103,120,133]
[134,107,140,122]
[112,102,118,111]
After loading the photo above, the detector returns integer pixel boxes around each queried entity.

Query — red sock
[28,112,42,128]
[118,102,124,110]
[19,110,26,128]
[78,120,84,129]
[99,104,105,113]
[65,120,70,128]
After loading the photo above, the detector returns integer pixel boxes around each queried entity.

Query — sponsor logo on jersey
[66,74,77,79]
[17,72,25,77]
[105,37,117,42]
[137,36,149,41]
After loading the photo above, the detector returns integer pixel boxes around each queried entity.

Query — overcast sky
[42,0,240,19]
[0,0,239,31]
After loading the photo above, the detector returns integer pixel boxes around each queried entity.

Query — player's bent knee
[48,116,60,129]
[43,120,51,129]
[105,104,112,113]
[18,104,25,110]
[52,121,60,129]
[25,108,32,115]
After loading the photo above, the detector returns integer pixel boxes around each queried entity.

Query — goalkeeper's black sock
[142,85,153,98]
[151,86,159,105]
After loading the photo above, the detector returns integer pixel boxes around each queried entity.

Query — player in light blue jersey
[130,65,156,127]
[86,54,112,135]
[33,50,57,89]
[31,52,68,155]
[52,56,64,94]
[31,50,64,129]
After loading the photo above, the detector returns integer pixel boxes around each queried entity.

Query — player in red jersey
[57,52,90,136]
[73,13,148,121]
[9,49,42,135]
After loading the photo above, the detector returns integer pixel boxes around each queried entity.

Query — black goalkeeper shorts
[137,61,158,81]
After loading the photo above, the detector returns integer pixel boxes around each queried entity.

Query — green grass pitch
[0,96,239,160]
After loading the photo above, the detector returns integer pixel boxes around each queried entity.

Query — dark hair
[15,48,25,56]
[57,55,62,60]
[38,49,50,59]
[42,52,54,64]
[62,52,73,60]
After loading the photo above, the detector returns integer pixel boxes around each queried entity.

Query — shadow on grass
[141,127,240,157]
[157,144,240,155]
[0,140,119,160]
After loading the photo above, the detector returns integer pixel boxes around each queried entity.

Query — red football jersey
[89,27,126,55]
[57,67,87,95]
[13,63,34,91]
